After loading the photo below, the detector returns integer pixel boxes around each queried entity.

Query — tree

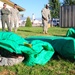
[25,17,32,27]
[49,0,60,18]
[63,0,75,5]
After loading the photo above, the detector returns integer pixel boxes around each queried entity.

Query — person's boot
[45,31,48,34]
[14,28,17,32]
[43,32,45,34]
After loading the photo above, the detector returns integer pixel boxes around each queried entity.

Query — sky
[11,0,63,19]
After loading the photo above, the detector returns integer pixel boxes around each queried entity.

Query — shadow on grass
[18,29,32,32]
[53,35,66,37]
[18,29,42,34]
[52,51,75,63]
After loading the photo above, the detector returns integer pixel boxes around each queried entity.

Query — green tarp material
[66,28,75,38]
[25,36,75,60]
[0,32,54,66]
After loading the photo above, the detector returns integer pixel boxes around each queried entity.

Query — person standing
[41,4,51,34]
[1,3,11,31]
[10,4,19,32]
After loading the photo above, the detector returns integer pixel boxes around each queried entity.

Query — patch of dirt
[0,69,16,75]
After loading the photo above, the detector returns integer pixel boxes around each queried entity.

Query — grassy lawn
[0,26,75,75]
[15,26,68,37]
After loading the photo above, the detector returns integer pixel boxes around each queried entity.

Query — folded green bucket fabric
[25,36,75,60]
[66,28,75,38]
[24,40,54,66]
[0,32,54,66]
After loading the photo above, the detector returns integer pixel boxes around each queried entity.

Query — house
[32,19,42,27]
[31,13,42,26]
[0,0,25,28]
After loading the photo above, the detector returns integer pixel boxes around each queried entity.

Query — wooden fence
[60,5,75,28]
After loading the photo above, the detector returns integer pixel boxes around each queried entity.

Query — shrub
[25,17,32,27]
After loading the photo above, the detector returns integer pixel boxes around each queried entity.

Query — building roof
[0,0,25,11]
